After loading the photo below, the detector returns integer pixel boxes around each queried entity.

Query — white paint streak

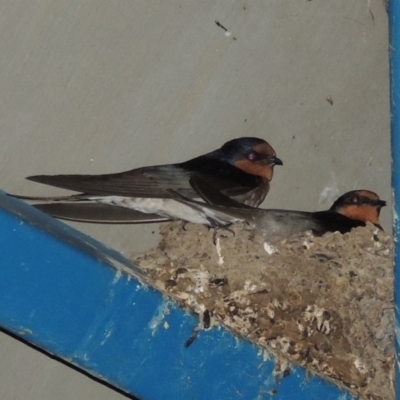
[135,283,149,291]
[353,357,368,375]
[112,270,122,284]
[148,301,172,336]
[216,237,224,265]
[263,241,277,255]
[192,269,210,294]
[100,322,115,345]
[393,188,398,242]
[257,347,273,362]
[394,313,400,351]
[18,327,33,335]
[337,394,352,400]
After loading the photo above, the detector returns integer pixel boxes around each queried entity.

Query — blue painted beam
[0,191,354,399]
[390,2,400,399]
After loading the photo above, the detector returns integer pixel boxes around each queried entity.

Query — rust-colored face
[338,204,381,225]
[233,143,283,181]
[335,190,386,227]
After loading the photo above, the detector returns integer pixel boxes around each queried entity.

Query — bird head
[220,137,283,181]
[329,190,386,229]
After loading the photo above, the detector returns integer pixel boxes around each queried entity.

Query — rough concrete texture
[134,222,394,400]
[0,0,390,399]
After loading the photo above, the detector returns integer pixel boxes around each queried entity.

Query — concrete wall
[0,1,389,399]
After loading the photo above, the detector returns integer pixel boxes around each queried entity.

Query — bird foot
[207,224,235,245]
[181,220,189,231]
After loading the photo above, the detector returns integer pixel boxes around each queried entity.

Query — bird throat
[338,205,380,226]
[234,159,274,181]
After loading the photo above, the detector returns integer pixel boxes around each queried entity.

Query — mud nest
[132,222,394,400]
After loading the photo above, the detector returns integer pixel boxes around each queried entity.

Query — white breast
[92,196,212,225]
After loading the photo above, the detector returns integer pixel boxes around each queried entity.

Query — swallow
[11,137,282,224]
[168,177,386,242]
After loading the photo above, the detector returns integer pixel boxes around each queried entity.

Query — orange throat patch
[234,159,275,181]
[338,204,380,226]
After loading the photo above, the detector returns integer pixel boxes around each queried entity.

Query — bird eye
[351,196,359,204]
[247,151,257,161]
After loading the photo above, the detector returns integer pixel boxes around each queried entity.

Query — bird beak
[268,156,283,166]
[374,200,386,217]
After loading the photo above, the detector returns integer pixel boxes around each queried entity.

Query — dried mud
[132,222,394,400]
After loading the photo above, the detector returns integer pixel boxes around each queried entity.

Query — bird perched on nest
[168,177,386,242]
[10,137,282,225]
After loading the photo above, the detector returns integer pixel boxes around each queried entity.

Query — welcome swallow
[169,177,386,242]
[12,137,282,225]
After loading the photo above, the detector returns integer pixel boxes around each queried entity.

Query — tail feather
[33,202,171,224]
[8,193,87,202]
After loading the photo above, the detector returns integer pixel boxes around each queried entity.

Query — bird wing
[26,165,194,198]
[311,211,366,234]
[168,189,260,226]
[254,210,368,239]
[26,160,263,200]
[188,176,255,208]
[253,210,319,239]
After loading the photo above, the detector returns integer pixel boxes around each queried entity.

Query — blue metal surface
[390,2,400,398]
[0,190,355,399]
